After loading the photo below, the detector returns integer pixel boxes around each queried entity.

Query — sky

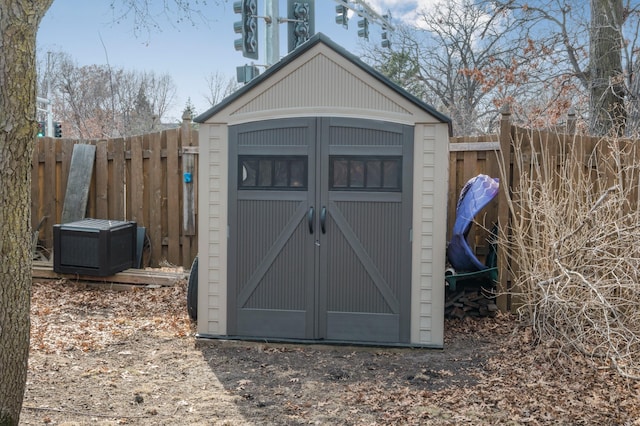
[37,0,427,122]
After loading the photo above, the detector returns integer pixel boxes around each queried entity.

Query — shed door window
[330,156,401,191]
[239,156,308,190]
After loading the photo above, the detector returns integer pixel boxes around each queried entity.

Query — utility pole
[36,97,52,137]
[265,0,279,66]
[46,51,53,136]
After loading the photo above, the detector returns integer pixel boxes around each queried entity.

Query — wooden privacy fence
[32,117,198,269]
[34,107,624,313]
[447,108,580,312]
[450,107,640,312]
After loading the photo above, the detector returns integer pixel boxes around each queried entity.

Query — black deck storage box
[53,219,137,276]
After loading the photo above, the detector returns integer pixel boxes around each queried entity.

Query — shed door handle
[308,206,314,234]
[320,206,327,234]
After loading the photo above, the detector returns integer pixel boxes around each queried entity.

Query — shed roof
[194,33,451,129]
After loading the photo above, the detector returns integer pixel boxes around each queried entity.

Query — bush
[501,131,640,379]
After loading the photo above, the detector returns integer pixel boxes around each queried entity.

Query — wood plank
[148,132,163,267]
[32,261,186,287]
[31,138,43,232]
[129,136,144,224]
[142,134,151,231]
[186,126,199,264]
[95,140,108,218]
[59,139,75,223]
[449,141,500,151]
[108,138,125,220]
[61,143,96,224]
[182,152,196,236]
[166,129,180,265]
[160,132,169,263]
[86,142,97,219]
[43,139,56,246]
[124,137,132,220]
[447,143,457,243]
[497,107,512,312]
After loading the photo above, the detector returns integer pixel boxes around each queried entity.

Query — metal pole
[46,102,53,137]
[46,51,54,136]
[265,0,279,66]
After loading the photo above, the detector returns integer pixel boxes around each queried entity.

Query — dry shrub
[500,130,640,379]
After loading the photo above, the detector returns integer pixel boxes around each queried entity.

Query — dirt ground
[19,278,640,425]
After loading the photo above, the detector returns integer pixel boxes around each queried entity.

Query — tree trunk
[0,1,52,425]
[590,0,626,136]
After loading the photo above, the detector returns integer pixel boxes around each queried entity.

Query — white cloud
[363,0,430,28]
[370,0,500,36]
[341,0,488,33]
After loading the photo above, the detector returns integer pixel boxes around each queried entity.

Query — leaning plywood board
[61,144,96,224]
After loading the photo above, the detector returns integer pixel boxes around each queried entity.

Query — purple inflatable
[447,174,500,271]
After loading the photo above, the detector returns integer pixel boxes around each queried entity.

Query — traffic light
[357,18,369,40]
[335,4,348,29]
[236,64,260,84]
[54,121,62,138]
[381,30,390,48]
[287,0,315,53]
[37,121,45,137]
[381,14,391,48]
[233,0,258,60]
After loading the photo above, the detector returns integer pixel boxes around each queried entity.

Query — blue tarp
[447,174,500,272]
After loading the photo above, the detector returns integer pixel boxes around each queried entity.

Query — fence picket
[166,128,181,266]
[96,141,109,218]
[148,132,163,268]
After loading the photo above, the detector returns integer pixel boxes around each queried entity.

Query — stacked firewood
[445,287,498,319]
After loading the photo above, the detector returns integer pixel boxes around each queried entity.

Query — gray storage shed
[194,33,450,347]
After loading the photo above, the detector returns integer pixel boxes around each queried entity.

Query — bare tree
[145,71,177,124]
[43,53,177,138]
[1,3,53,424]
[116,70,177,136]
[54,61,120,138]
[486,0,640,135]
[0,1,217,423]
[363,0,550,135]
[590,0,625,136]
[204,70,239,107]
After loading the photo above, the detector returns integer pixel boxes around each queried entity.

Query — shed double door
[228,117,413,343]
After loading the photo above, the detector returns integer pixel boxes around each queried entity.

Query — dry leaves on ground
[19,278,640,425]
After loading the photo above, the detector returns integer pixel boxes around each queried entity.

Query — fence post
[497,104,512,312]
[181,112,197,267]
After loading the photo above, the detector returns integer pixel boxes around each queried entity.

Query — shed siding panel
[326,202,402,314]
[430,123,448,345]
[411,123,447,347]
[198,124,228,336]
[231,53,411,118]
[236,200,307,310]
